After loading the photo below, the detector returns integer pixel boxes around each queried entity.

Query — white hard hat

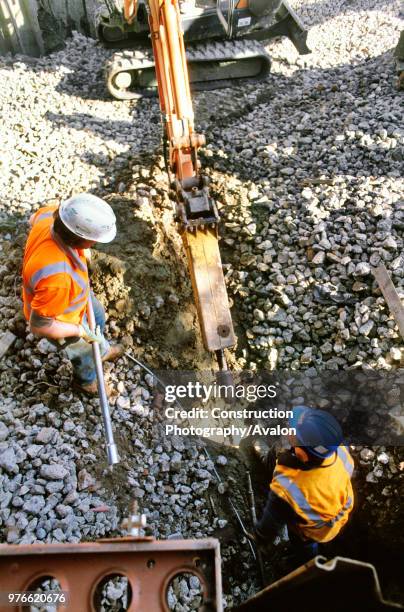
[59,193,116,243]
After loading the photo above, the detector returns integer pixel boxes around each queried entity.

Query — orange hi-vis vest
[270,446,354,543]
[22,206,90,325]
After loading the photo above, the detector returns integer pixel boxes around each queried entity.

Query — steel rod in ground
[201,448,257,562]
[87,299,119,466]
[247,471,266,587]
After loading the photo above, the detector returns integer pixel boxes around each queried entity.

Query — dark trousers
[260,447,320,564]
[288,529,319,564]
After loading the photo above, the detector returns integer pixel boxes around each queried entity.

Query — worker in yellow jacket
[252,406,354,562]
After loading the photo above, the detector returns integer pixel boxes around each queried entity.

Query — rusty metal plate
[234,556,404,612]
[0,538,222,611]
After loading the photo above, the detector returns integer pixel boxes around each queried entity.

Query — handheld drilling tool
[86,297,120,468]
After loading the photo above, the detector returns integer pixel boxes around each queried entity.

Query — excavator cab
[99,0,310,99]
[215,0,281,37]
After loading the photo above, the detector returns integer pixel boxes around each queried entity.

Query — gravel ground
[0,0,403,608]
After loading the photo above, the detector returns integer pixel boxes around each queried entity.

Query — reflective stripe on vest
[26,261,89,315]
[28,262,70,292]
[34,211,53,224]
[62,291,89,314]
[28,262,88,294]
[337,446,354,477]
[22,205,90,325]
[272,472,325,526]
[271,472,352,531]
[320,496,353,528]
[271,448,354,538]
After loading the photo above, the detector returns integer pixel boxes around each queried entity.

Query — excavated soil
[89,152,235,372]
[89,149,404,604]
[1,2,403,606]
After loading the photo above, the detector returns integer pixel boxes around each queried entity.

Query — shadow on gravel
[198,51,401,183]
[300,0,399,27]
[39,49,401,199]
[45,104,161,148]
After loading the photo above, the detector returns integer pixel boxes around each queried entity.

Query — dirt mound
[91,153,218,371]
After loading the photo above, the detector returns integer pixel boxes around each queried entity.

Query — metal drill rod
[216,348,227,371]
[215,349,235,394]
[87,298,119,467]
[124,352,167,390]
[204,446,257,560]
[246,471,257,523]
[247,471,266,586]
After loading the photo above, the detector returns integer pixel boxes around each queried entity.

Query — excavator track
[105,39,271,100]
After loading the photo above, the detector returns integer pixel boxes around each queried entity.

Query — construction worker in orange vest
[22,193,123,396]
[252,406,354,563]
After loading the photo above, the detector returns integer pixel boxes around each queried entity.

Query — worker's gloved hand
[78,322,103,344]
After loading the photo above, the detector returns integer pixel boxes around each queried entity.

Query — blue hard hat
[289,406,343,458]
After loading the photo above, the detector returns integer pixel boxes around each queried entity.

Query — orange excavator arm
[125,0,236,369]
[124,0,137,23]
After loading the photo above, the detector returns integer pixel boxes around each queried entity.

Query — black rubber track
[105,39,271,100]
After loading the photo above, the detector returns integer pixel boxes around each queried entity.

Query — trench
[85,148,404,605]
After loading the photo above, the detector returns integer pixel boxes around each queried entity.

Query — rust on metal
[0,538,222,611]
[234,556,404,611]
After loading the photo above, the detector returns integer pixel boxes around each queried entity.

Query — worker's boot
[73,379,114,398]
[102,344,124,363]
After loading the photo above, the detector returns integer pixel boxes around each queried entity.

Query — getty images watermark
[163,381,297,439]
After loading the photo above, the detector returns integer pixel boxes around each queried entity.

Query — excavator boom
[141,0,236,366]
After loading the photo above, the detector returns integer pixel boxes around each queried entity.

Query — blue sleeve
[255,490,297,540]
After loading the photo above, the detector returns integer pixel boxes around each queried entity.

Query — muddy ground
[90,153,216,372]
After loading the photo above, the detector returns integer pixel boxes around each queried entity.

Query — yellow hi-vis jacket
[270,446,354,543]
